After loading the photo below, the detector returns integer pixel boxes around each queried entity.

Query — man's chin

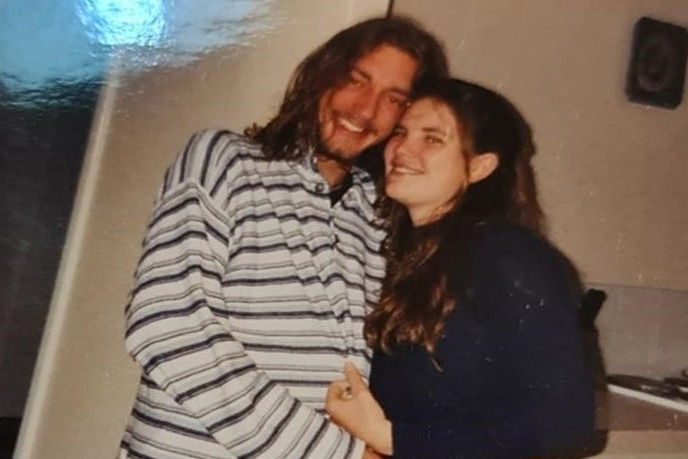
[316,143,361,166]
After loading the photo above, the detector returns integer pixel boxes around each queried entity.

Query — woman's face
[384,97,468,226]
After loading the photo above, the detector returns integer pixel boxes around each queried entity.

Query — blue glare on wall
[0,0,275,107]
[77,0,166,47]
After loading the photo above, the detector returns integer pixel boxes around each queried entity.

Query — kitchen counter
[588,390,688,458]
[595,431,688,458]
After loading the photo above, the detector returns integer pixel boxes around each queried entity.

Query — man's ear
[468,153,499,184]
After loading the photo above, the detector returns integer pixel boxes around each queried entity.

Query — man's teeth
[339,118,364,133]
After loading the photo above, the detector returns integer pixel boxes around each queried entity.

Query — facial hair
[314,136,357,167]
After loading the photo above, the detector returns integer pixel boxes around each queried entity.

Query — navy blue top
[370,221,595,458]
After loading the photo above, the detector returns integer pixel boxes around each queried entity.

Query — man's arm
[125,130,364,458]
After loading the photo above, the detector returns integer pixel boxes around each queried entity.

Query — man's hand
[362,446,385,459]
[326,362,392,455]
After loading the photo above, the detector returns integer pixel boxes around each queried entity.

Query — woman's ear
[468,153,499,184]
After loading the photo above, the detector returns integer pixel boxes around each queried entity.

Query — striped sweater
[119,130,386,458]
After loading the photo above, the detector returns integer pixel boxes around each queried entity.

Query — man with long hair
[119,16,447,459]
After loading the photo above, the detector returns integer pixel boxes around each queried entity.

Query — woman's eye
[425,136,443,145]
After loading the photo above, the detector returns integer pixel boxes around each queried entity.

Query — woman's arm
[328,224,595,459]
[391,224,595,458]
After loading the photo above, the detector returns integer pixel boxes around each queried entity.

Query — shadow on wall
[579,288,610,457]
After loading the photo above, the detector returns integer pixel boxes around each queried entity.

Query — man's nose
[352,88,380,121]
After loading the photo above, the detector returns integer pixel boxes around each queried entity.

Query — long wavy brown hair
[247,16,448,160]
[365,78,545,354]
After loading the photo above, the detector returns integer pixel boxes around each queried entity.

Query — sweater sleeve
[392,223,595,459]
[124,130,363,459]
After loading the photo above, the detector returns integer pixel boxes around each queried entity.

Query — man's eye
[390,127,405,138]
[386,93,408,107]
[348,77,365,88]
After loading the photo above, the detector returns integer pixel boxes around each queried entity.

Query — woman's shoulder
[469,220,580,297]
[471,220,557,264]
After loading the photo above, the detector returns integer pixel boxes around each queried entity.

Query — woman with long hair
[326,78,595,458]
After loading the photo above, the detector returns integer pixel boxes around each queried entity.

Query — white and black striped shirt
[119,130,386,458]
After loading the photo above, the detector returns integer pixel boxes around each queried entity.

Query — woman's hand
[326,362,393,456]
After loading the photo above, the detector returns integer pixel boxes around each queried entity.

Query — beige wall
[393,0,688,290]
[14,1,389,458]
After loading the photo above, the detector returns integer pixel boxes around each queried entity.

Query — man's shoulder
[175,129,267,180]
[185,129,263,160]
[159,129,268,196]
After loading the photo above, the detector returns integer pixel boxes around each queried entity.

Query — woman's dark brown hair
[365,78,544,353]
[248,16,448,160]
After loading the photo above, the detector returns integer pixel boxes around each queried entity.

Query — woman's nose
[385,138,412,166]
[393,136,415,157]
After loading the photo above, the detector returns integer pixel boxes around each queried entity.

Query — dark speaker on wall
[625,17,688,109]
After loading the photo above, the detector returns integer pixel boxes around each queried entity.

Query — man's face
[317,44,418,162]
